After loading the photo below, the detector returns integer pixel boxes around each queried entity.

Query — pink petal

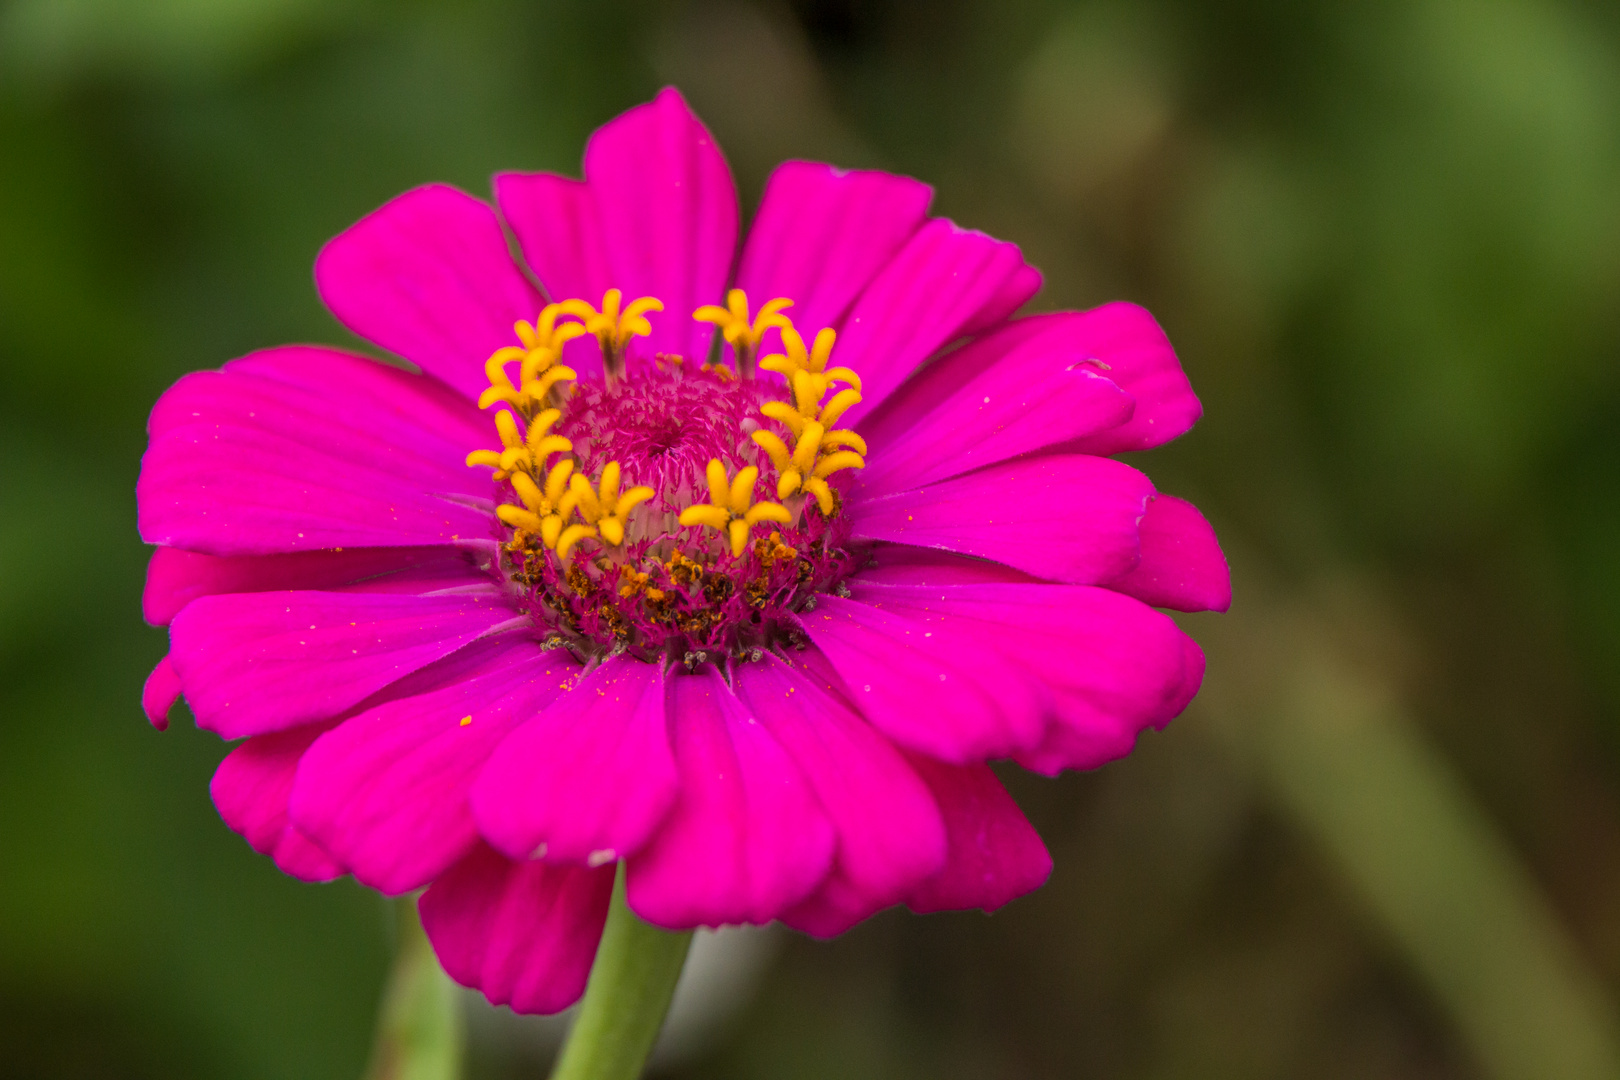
[419,843,614,1015]
[959,263,1045,337]
[314,184,545,401]
[288,638,578,895]
[211,721,346,883]
[139,346,497,556]
[273,829,347,882]
[143,546,488,627]
[168,590,522,740]
[851,581,1201,775]
[733,161,932,357]
[585,88,738,363]
[732,655,946,938]
[852,545,1038,587]
[493,172,612,380]
[501,88,737,365]
[1017,634,1205,776]
[625,667,834,928]
[832,218,1040,427]
[1056,302,1202,455]
[856,313,1137,495]
[472,656,674,866]
[847,455,1155,585]
[1104,494,1230,613]
[796,597,1050,763]
[142,655,181,730]
[902,754,1052,914]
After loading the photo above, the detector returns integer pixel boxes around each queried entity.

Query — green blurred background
[6,0,1620,1076]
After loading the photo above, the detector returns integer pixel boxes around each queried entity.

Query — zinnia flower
[138,88,1228,1015]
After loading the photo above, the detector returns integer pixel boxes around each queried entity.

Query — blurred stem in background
[551,867,694,1080]
[363,899,463,1080]
[1198,558,1620,1080]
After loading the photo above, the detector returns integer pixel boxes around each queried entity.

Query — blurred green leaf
[363,900,463,1080]
[1201,574,1620,1080]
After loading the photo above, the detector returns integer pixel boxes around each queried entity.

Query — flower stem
[551,866,694,1080]
[363,896,464,1080]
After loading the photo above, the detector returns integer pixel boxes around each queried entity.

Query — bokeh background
[6,0,1620,1077]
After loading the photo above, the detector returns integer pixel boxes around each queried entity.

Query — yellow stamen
[758,326,860,393]
[561,461,654,552]
[678,459,792,556]
[750,324,866,510]
[693,289,793,375]
[478,304,585,418]
[554,288,663,379]
[555,523,597,560]
[494,458,576,549]
[802,476,837,516]
[466,409,573,482]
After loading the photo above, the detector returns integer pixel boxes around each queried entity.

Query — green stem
[363,897,464,1080]
[551,865,694,1080]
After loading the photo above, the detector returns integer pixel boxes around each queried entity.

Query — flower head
[137,88,1229,1015]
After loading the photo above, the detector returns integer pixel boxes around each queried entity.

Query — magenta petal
[273,829,347,882]
[798,597,1049,762]
[857,313,1137,494]
[314,184,545,401]
[419,843,613,1015]
[211,722,345,882]
[498,90,738,365]
[902,754,1052,914]
[585,87,738,363]
[848,455,1155,585]
[959,263,1045,338]
[832,218,1040,427]
[168,591,521,740]
[625,668,833,928]
[143,546,487,627]
[1018,634,1205,776]
[1056,302,1202,455]
[471,657,674,865]
[1104,495,1231,613]
[495,171,613,301]
[852,581,1200,775]
[852,546,1039,587]
[139,346,496,556]
[732,655,946,938]
[288,638,577,895]
[494,172,611,379]
[734,161,932,349]
[142,655,181,730]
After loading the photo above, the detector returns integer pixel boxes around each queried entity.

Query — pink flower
[137,88,1228,1015]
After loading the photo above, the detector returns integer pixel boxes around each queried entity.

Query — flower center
[466,289,868,666]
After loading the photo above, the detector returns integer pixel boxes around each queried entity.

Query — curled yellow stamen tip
[560,461,651,550]
[813,450,865,479]
[750,430,792,472]
[693,289,794,374]
[555,523,598,560]
[743,503,793,526]
[681,458,789,555]
[497,505,544,532]
[480,304,585,417]
[753,320,865,516]
[728,466,760,514]
[678,504,731,530]
[821,430,868,456]
[760,401,806,435]
[819,387,862,428]
[803,477,836,516]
